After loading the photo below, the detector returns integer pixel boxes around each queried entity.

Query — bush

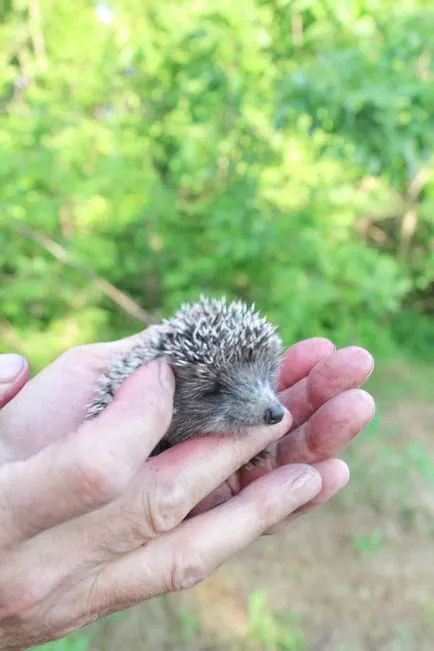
[1,0,433,368]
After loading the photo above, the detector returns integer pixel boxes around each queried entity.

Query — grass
[33,592,309,651]
[247,590,307,651]
[353,530,384,557]
[342,354,434,512]
[34,631,93,651]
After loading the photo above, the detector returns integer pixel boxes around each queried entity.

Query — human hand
[0,359,322,649]
[0,334,374,519]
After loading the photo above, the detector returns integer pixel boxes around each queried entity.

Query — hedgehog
[86,296,286,465]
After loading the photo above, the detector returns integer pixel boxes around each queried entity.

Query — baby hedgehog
[86,296,286,464]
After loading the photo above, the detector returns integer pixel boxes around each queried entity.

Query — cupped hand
[0,334,375,518]
[0,358,322,649]
[0,334,374,648]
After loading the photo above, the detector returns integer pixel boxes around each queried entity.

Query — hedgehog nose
[264,404,284,425]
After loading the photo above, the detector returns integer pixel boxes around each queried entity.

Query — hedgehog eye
[203,381,222,397]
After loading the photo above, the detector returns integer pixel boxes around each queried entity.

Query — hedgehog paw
[244,448,272,471]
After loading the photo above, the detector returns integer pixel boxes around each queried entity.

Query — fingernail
[365,393,376,423]
[367,353,375,377]
[290,467,322,493]
[0,354,25,384]
[159,361,175,393]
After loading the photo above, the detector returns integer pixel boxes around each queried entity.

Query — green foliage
[34,630,92,651]
[353,530,384,556]
[177,606,200,643]
[1,0,434,367]
[247,590,306,651]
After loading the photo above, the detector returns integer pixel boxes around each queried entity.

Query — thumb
[0,354,29,408]
[0,361,176,546]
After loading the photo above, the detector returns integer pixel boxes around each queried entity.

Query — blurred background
[1,0,434,649]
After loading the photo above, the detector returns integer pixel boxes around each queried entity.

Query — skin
[0,334,374,649]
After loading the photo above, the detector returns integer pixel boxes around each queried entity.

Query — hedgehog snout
[263,403,285,425]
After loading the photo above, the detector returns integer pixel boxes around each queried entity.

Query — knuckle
[169,549,209,592]
[146,478,189,536]
[73,450,132,506]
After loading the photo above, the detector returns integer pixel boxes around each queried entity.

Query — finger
[279,346,375,430]
[277,388,375,465]
[121,414,292,547]
[277,338,335,391]
[188,375,374,514]
[0,354,29,409]
[291,458,350,516]
[0,361,174,548]
[234,387,373,489]
[37,410,293,564]
[89,464,323,612]
[265,459,349,534]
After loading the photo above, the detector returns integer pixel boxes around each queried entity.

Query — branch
[408,168,429,201]
[291,14,304,46]
[398,208,418,262]
[27,0,47,66]
[399,167,430,261]
[12,222,155,326]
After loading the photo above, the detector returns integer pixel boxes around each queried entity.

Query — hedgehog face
[165,358,285,444]
[159,306,286,444]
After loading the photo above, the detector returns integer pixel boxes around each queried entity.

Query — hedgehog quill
[87,296,286,465]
